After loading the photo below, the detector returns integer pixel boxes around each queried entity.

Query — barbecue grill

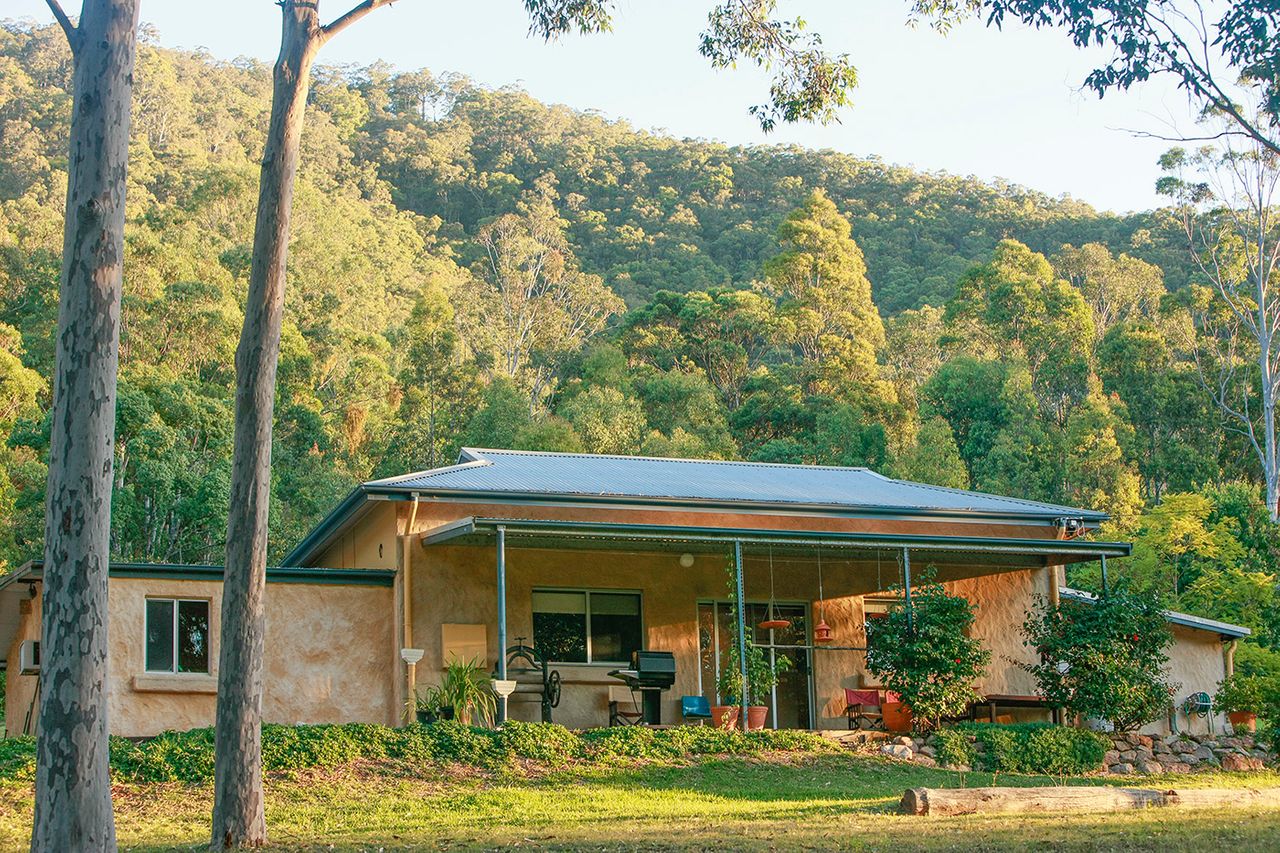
[608,650,676,725]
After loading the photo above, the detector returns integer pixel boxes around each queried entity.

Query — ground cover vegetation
[4,19,1280,724]
[1,733,1278,851]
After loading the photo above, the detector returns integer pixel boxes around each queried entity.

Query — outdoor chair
[681,695,713,725]
[844,688,885,730]
[608,684,644,726]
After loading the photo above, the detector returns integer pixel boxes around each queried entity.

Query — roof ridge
[364,458,493,487]
[460,446,874,474]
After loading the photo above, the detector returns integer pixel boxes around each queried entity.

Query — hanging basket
[813,620,834,644]
[758,618,791,631]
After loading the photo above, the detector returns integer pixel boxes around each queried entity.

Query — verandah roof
[421,516,1131,567]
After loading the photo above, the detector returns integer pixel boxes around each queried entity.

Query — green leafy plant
[1022,587,1175,733]
[865,578,991,729]
[1215,673,1267,716]
[407,683,447,723]
[437,658,498,727]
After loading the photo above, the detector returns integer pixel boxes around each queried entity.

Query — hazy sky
[8,0,1203,213]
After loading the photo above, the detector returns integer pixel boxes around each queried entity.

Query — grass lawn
[3,754,1280,851]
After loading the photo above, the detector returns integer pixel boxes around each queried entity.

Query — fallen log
[901,785,1280,816]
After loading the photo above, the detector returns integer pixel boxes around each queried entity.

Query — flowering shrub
[1022,587,1174,732]
[865,580,991,729]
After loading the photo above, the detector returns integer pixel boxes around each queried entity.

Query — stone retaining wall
[873,729,1275,775]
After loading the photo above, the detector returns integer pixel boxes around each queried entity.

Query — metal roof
[284,448,1110,566]
[371,448,1107,520]
[1058,587,1251,639]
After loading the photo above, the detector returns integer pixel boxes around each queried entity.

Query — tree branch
[45,0,79,52]
[320,0,397,44]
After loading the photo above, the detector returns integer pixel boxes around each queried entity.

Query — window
[532,589,641,664]
[145,598,210,674]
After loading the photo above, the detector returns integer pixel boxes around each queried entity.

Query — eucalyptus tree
[1157,113,1280,521]
[32,1,139,851]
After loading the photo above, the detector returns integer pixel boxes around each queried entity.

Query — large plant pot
[416,710,435,725]
[745,705,770,731]
[1228,711,1258,733]
[710,705,740,729]
[882,701,914,733]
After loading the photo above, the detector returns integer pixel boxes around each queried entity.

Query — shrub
[1023,588,1175,732]
[0,736,36,781]
[865,579,991,729]
[499,721,581,764]
[1214,673,1268,716]
[936,723,1108,775]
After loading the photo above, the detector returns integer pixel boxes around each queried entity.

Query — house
[1,448,1248,738]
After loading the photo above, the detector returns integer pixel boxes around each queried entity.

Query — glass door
[697,601,813,729]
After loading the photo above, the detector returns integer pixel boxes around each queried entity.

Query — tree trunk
[32,2,139,851]
[901,785,1280,817]
[210,6,319,849]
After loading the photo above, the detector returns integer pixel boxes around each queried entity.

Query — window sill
[132,674,217,694]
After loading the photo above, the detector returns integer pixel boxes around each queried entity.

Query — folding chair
[608,684,644,726]
[844,688,885,731]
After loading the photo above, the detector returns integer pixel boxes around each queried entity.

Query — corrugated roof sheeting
[369,448,1106,520]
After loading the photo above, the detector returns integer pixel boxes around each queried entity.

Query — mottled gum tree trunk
[33,1,139,851]
[211,2,394,848]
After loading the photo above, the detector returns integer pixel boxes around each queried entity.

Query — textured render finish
[315,500,399,570]
[1145,625,1229,737]
[7,577,396,738]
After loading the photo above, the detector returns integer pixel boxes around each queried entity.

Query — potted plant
[718,641,792,731]
[410,684,446,724]
[438,657,498,726]
[1214,673,1265,733]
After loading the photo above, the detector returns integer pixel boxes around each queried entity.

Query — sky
[7,0,1205,213]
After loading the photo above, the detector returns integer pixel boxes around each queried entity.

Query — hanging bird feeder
[813,545,834,644]
[758,545,791,631]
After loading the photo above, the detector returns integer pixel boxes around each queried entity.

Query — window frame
[531,586,643,666]
[144,596,211,675]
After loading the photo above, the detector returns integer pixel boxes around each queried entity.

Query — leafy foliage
[865,579,991,729]
[1022,589,1175,732]
[932,723,1109,776]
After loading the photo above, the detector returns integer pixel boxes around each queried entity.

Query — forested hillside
[1,20,1277,670]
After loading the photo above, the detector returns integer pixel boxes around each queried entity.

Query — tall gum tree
[213,2,859,848]
[32,1,140,851]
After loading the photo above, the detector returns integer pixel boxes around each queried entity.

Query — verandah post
[497,525,508,725]
[1100,554,1109,595]
[902,547,914,631]
[734,540,749,732]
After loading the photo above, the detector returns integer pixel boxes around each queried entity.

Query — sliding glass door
[697,601,813,729]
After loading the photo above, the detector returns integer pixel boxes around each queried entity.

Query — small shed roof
[1058,587,1251,640]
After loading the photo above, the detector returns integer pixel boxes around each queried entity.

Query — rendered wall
[1143,625,1229,737]
[5,577,396,738]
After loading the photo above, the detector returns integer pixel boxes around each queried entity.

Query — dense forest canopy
[1,19,1277,675]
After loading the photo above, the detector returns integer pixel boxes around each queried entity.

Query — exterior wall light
[679,553,695,568]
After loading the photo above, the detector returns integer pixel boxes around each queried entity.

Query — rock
[1221,753,1265,772]
[893,735,914,747]
[1104,750,1121,765]
[1163,762,1192,774]
[1135,734,1154,749]
[914,755,938,768]
[881,744,914,761]
[1136,760,1163,775]
[1153,741,1172,755]
[1175,740,1197,755]
[1193,745,1215,762]
[1242,736,1257,749]
[919,745,937,758]
[1119,749,1138,762]
[1108,763,1135,775]
[1136,747,1155,761]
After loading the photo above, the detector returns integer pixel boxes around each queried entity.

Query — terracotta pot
[882,701,914,733]
[746,705,770,731]
[710,705,740,729]
[1228,710,1258,733]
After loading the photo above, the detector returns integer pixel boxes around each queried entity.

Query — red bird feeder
[813,619,834,644]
